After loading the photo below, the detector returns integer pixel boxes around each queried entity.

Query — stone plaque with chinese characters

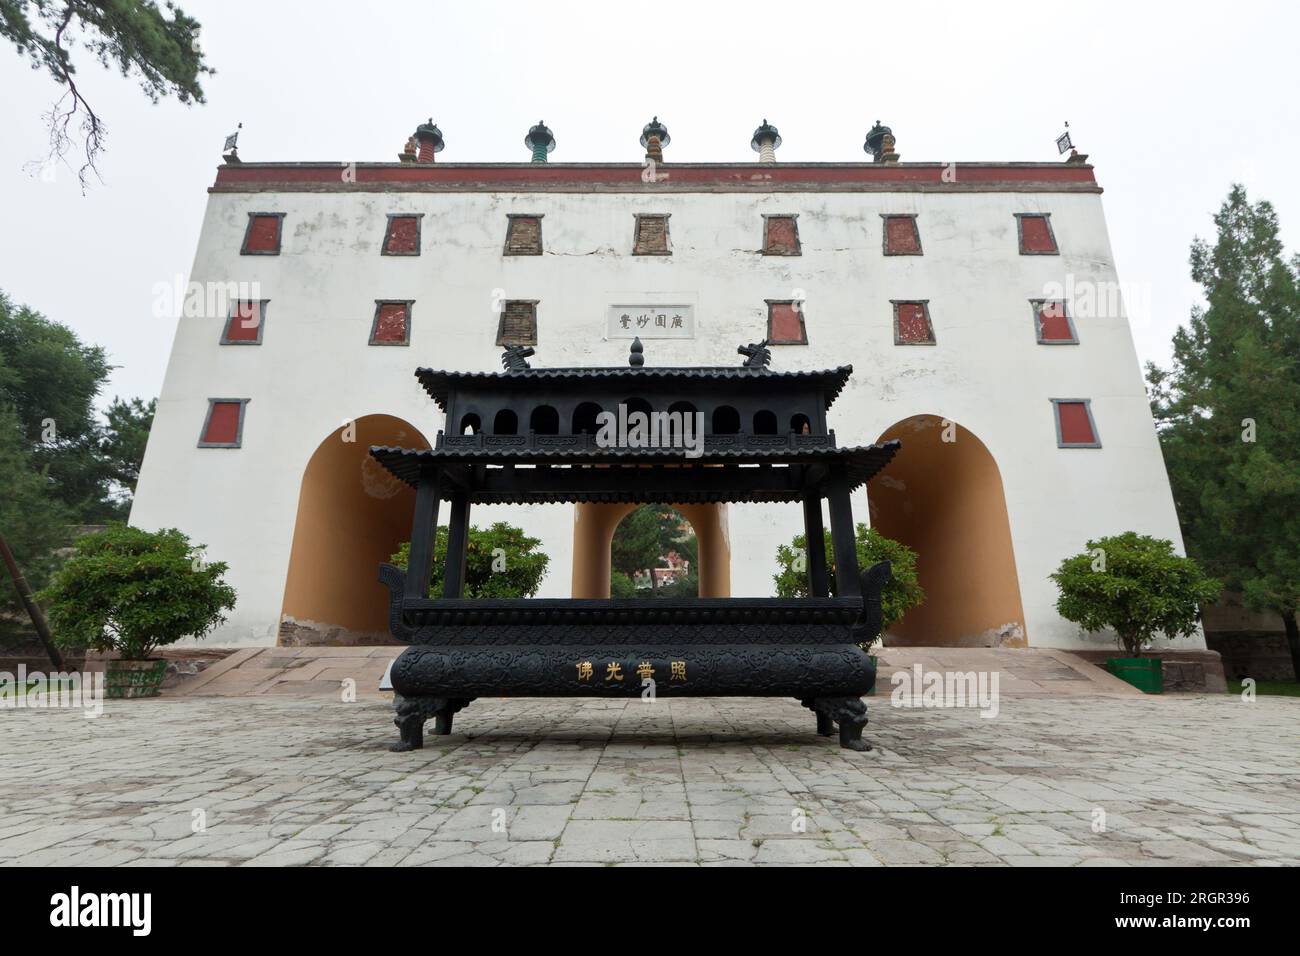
[607,304,695,339]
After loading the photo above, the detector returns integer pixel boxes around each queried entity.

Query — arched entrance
[571,502,730,598]
[867,415,1027,647]
[279,415,431,645]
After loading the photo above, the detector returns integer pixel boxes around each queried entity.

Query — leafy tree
[656,567,698,599]
[0,405,71,642]
[0,0,213,187]
[39,525,236,660]
[1050,532,1220,658]
[611,505,666,594]
[100,396,155,494]
[1146,185,1300,677]
[391,521,549,598]
[0,289,108,445]
[0,291,153,521]
[773,523,924,637]
[610,505,698,598]
[609,571,637,599]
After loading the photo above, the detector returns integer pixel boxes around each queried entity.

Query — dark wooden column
[826,469,861,598]
[443,490,471,598]
[405,470,441,599]
[802,494,830,597]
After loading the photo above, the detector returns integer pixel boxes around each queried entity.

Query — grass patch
[1227,679,1300,697]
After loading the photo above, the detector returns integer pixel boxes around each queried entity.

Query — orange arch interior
[572,502,730,598]
[867,415,1027,647]
[279,415,430,643]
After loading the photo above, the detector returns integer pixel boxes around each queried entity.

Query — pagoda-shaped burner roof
[415,364,854,412]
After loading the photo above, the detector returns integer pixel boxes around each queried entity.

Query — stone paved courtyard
[1,694,1297,866]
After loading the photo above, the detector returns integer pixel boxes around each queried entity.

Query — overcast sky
[1,0,1295,410]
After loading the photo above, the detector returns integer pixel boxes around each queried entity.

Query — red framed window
[504,215,543,255]
[1033,300,1077,344]
[370,301,412,345]
[496,300,538,346]
[198,399,249,448]
[382,214,422,255]
[1052,399,1100,448]
[241,213,284,255]
[882,214,922,255]
[893,300,935,345]
[633,214,671,255]
[1016,213,1059,255]
[766,300,807,345]
[762,215,801,256]
[221,300,267,344]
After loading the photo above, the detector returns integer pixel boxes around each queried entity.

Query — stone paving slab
[0,694,1295,867]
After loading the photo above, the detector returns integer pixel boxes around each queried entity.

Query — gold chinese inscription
[574,660,684,682]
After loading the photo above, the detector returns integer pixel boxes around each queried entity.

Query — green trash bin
[1106,656,1163,694]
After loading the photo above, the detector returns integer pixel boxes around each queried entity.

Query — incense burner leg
[800,698,837,738]
[809,696,871,752]
[391,694,435,752]
[433,697,474,735]
[391,696,475,750]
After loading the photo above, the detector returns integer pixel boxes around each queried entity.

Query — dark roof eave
[414,364,855,411]
[368,439,900,502]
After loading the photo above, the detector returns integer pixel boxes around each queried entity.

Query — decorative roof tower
[751,119,782,164]
[640,116,670,163]
[525,121,555,163]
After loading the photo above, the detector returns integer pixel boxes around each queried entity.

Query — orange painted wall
[572,501,730,598]
[280,415,430,637]
[867,416,1026,646]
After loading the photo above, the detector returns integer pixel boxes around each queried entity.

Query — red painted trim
[212,162,1097,192]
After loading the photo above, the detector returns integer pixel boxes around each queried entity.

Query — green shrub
[1050,532,1220,657]
[391,521,549,598]
[773,523,924,641]
[609,571,638,599]
[39,526,236,660]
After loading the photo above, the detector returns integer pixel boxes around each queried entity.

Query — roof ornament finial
[222,122,242,164]
[629,336,645,368]
[414,118,445,163]
[751,119,781,164]
[738,339,772,369]
[640,116,669,164]
[1057,120,1087,164]
[864,120,895,163]
[526,120,556,163]
[501,344,535,372]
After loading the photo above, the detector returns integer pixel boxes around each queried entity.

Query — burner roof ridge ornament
[501,344,535,372]
[738,339,772,369]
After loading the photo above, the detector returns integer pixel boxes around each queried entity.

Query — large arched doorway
[279,415,431,645]
[572,502,730,598]
[867,415,1027,647]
